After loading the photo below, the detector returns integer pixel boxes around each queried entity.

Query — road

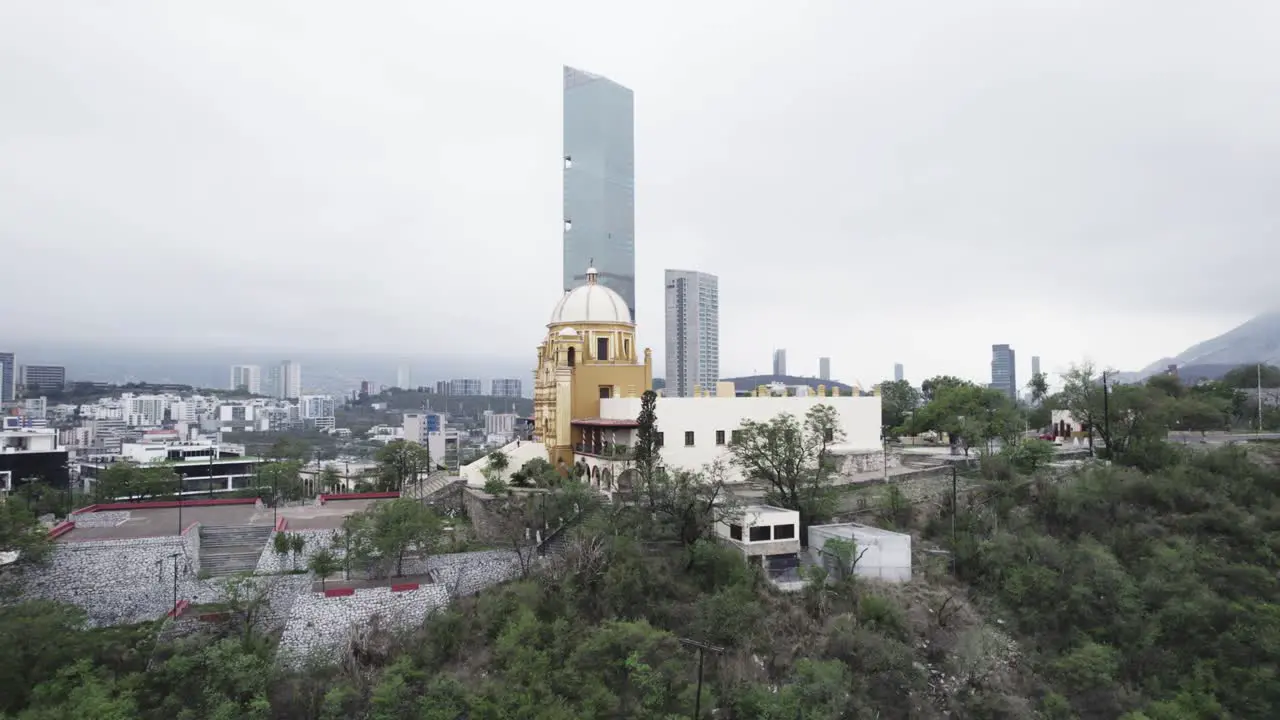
[1166,431,1280,445]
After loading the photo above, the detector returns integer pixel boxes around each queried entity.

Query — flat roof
[809,522,909,538]
[571,417,639,428]
[739,504,794,514]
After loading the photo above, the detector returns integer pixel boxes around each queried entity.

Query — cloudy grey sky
[3,1,1279,386]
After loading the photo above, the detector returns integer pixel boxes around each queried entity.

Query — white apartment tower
[275,360,302,399]
[664,270,720,397]
[230,365,262,394]
[819,357,831,381]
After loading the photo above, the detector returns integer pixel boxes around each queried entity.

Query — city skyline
[2,3,1277,385]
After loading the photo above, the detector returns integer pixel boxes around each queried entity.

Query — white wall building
[490,378,523,397]
[276,361,303,399]
[484,411,518,438]
[396,364,412,390]
[807,523,912,582]
[577,395,882,486]
[403,412,447,469]
[715,504,801,559]
[122,394,171,428]
[230,364,262,394]
[447,378,482,396]
[300,395,336,420]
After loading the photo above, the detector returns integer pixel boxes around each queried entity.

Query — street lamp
[168,552,181,616]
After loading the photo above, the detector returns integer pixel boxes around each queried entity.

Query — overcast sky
[3,1,1279,387]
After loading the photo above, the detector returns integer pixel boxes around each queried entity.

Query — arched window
[567,347,576,367]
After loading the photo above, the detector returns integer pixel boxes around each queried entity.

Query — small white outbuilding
[807,522,912,582]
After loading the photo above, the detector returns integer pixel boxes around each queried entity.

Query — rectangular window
[597,337,609,360]
[715,430,725,445]
[749,526,772,542]
[774,524,796,540]
[623,339,631,358]
[731,430,742,444]
[684,431,695,446]
[656,432,664,448]
[729,524,742,541]
[823,428,834,442]
[599,386,612,399]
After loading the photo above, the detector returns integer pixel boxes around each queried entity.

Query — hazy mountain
[1129,312,1280,381]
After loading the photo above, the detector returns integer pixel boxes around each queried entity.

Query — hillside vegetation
[2,402,1279,717]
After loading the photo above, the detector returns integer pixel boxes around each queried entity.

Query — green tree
[728,405,843,533]
[259,461,306,502]
[1028,371,1050,405]
[921,374,967,403]
[912,381,1020,455]
[0,496,53,567]
[509,457,558,488]
[374,440,432,491]
[486,450,510,474]
[318,465,343,493]
[344,498,443,577]
[1221,363,1280,389]
[307,548,341,590]
[289,532,306,570]
[268,436,311,462]
[877,379,921,432]
[633,389,661,509]
[647,461,738,549]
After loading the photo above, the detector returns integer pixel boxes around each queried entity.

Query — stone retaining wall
[15,536,209,627]
[255,529,343,574]
[277,583,451,665]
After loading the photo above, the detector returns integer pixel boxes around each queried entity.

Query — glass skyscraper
[991,344,1017,400]
[563,66,635,319]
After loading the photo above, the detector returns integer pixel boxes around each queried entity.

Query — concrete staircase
[199,525,273,577]
[537,491,612,558]
[404,471,461,502]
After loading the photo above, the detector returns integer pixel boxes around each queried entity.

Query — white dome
[549,268,632,325]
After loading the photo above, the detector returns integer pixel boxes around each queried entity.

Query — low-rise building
[807,522,912,582]
[0,427,70,491]
[78,439,266,497]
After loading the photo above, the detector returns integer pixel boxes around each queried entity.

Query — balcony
[574,442,634,460]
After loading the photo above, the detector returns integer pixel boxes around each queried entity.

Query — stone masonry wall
[17,536,209,627]
[255,529,343,575]
[277,584,450,665]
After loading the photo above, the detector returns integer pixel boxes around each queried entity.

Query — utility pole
[1101,371,1110,459]
[1259,363,1264,435]
[177,473,183,535]
[950,466,958,577]
[679,637,724,719]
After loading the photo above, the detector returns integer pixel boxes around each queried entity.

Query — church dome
[549,267,632,325]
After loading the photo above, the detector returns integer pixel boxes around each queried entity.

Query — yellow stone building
[533,267,652,469]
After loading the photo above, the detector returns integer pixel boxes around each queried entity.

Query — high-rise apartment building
[990,344,1017,400]
[1031,355,1041,379]
[490,378,524,398]
[563,66,636,320]
[19,365,66,393]
[664,270,720,397]
[773,349,787,376]
[275,361,302,399]
[894,363,904,382]
[0,352,14,402]
[447,379,482,397]
[230,365,262,394]
[819,357,831,381]
[396,364,412,390]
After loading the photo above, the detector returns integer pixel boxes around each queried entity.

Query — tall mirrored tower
[563,66,635,319]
